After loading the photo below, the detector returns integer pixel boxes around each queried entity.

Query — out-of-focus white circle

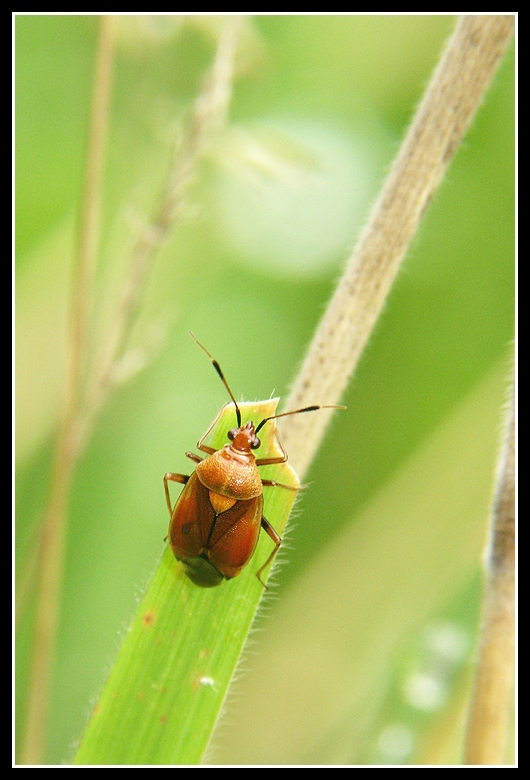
[403,672,446,711]
[377,723,415,762]
[213,117,385,278]
[425,622,468,663]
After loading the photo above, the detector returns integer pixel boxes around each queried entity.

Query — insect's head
[227,421,261,452]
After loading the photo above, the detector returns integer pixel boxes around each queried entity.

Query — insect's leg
[261,479,299,491]
[256,517,282,588]
[196,412,223,455]
[163,472,189,516]
[197,443,216,455]
[186,452,203,464]
[255,455,287,466]
[255,427,288,467]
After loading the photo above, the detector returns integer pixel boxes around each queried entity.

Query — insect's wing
[168,472,215,560]
[208,495,264,579]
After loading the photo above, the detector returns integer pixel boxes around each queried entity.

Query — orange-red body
[164,334,343,588]
[168,424,268,587]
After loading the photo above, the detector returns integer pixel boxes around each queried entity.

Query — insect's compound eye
[250,436,261,450]
[227,428,237,441]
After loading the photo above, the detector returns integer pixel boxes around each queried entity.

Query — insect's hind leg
[256,516,282,588]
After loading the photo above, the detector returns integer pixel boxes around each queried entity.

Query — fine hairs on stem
[19,15,514,766]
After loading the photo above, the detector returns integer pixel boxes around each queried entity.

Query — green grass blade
[73,400,298,765]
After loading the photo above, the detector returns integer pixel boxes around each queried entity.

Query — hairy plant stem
[19,14,513,765]
[278,15,515,480]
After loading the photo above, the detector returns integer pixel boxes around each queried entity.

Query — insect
[164,334,344,588]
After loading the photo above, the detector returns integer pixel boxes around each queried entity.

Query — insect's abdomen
[169,472,263,586]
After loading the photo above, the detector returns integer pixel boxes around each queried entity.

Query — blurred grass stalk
[464,387,515,765]
[19,14,514,765]
[19,15,244,765]
[19,16,116,765]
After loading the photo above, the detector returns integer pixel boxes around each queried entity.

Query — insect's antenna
[255,404,346,435]
[190,332,242,427]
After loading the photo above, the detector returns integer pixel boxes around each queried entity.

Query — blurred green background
[16,15,514,765]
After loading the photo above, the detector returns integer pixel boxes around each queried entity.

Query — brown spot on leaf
[142,609,156,627]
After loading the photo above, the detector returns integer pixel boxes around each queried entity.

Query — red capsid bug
[164,334,345,588]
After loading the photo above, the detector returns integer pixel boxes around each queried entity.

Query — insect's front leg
[255,430,288,467]
[197,443,216,455]
[196,415,221,456]
[255,456,288,466]
[163,472,189,516]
